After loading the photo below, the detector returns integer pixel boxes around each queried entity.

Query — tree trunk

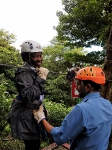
[101,27,112,102]
[100,27,112,150]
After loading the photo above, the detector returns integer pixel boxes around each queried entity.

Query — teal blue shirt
[51,92,112,150]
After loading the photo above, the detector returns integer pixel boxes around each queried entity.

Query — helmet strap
[26,52,32,65]
[28,52,35,68]
[28,52,31,62]
[28,52,33,65]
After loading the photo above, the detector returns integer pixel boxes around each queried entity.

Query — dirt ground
[41,142,70,150]
[54,146,69,150]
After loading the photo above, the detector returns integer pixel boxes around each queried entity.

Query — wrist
[38,117,46,123]
[40,118,46,122]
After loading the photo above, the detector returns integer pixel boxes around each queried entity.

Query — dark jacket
[10,63,46,140]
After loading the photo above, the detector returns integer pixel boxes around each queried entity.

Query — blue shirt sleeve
[51,105,84,145]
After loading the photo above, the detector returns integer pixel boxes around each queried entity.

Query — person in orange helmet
[33,66,112,150]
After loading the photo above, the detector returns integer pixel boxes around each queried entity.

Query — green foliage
[0,29,16,44]
[0,29,23,96]
[86,50,106,65]
[0,99,73,150]
[43,99,73,126]
[42,43,105,106]
[2,124,11,135]
[0,29,21,133]
[42,44,72,105]
[0,139,25,150]
[56,0,112,48]
[45,74,72,106]
[0,78,12,133]
[65,50,106,67]
[42,42,89,105]
[42,44,67,71]
[40,140,51,149]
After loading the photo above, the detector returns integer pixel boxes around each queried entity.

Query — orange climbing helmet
[75,66,105,85]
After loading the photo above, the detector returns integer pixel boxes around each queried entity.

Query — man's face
[30,52,43,68]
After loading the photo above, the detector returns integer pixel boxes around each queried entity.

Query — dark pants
[24,139,40,150]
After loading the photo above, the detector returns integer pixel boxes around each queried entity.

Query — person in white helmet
[9,40,49,150]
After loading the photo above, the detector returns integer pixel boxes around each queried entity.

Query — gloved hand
[33,105,46,123]
[36,67,49,80]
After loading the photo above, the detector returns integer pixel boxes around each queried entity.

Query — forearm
[41,119,54,134]
[33,105,54,134]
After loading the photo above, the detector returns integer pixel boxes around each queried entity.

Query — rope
[0,63,67,75]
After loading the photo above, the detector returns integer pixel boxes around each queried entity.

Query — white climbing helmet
[21,40,42,53]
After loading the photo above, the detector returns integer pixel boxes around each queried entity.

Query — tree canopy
[55,0,112,48]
